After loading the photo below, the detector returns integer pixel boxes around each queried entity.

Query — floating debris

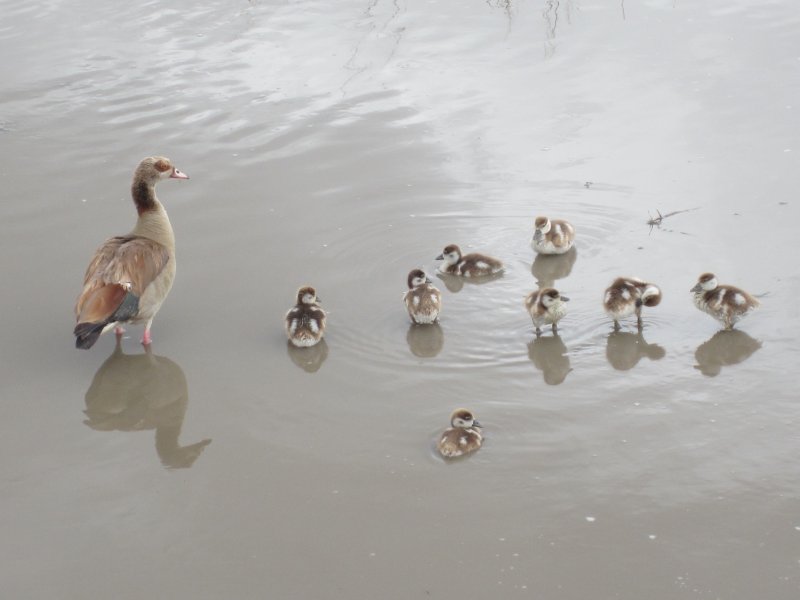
[647,207,699,233]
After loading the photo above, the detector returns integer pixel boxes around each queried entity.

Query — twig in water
[647,209,664,228]
[647,207,700,233]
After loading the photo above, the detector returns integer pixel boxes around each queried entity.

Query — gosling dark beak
[435,254,444,260]
[425,277,433,284]
[635,298,643,307]
[472,420,482,428]
[690,284,702,293]
[315,296,322,302]
[533,231,542,241]
[560,295,570,302]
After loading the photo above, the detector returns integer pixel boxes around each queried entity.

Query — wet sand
[1,0,799,598]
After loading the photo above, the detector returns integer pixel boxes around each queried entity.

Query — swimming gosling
[438,409,483,458]
[403,269,442,324]
[531,216,575,255]
[285,286,327,347]
[436,244,503,278]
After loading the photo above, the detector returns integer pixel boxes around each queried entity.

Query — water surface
[1,0,799,598]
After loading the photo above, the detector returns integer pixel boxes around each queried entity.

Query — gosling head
[407,269,432,289]
[691,273,718,294]
[533,216,551,241]
[638,284,662,307]
[296,286,320,305]
[541,287,569,307]
[450,408,481,429]
[435,244,462,266]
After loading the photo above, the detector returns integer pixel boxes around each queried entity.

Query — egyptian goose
[603,277,662,330]
[531,216,575,255]
[691,273,759,330]
[403,269,442,324]
[74,156,188,349]
[438,408,483,458]
[435,244,503,277]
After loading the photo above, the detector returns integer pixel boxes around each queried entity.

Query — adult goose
[74,156,188,349]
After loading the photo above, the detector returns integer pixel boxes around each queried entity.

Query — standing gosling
[691,273,759,330]
[285,286,327,347]
[436,244,503,278]
[525,288,570,336]
[403,269,442,324]
[532,216,575,255]
[438,409,483,458]
[604,277,662,330]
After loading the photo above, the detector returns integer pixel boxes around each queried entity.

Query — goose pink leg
[140,317,155,345]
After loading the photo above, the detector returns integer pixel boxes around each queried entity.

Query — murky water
[2,0,799,597]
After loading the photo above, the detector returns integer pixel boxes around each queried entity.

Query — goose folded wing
[75,235,170,322]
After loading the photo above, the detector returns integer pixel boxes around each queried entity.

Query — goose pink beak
[170,168,189,179]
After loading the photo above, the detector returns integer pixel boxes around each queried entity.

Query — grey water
[1,0,799,598]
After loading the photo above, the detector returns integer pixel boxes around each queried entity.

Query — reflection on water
[527,334,571,385]
[286,338,329,373]
[605,330,666,371]
[694,330,763,377]
[488,0,517,28]
[435,272,504,293]
[543,0,575,57]
[83,336,211,469]
[406,323,444,358]
[530,247,577,288]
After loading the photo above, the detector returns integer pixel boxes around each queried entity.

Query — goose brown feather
[75,236,170,320]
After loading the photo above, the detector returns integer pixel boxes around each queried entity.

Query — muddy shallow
[1,0,799,598]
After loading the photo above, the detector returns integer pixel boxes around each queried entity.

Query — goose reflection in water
[286,338,329,373]
[406,323,444,358]
[530,246,577,288]
[694,330,762,377]
[527,334,571,385]
[435,271,504,294]
[606,330,666,371]
[83,334,211,469]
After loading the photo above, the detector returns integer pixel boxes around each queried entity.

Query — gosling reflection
[606,330,666,371]
[694,330,762,377]
[286,338,329,373]
[436,271,503,294]
[83,335,211,469]
[531,246,577,288]
[406,323,445,358]
[527,334,571,385]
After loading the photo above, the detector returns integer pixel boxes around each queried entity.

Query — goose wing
[75,235,170,322]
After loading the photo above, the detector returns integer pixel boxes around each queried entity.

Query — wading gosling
[691,273,758,330]
[525,288,569,336]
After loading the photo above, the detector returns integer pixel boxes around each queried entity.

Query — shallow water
[2,0,799,597]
